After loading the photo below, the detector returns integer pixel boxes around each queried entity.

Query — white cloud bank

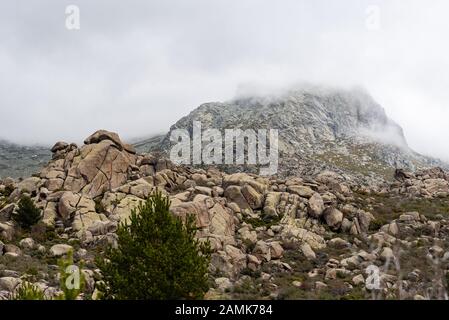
[0,0,448,161]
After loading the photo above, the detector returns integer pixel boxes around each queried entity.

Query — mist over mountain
[2,84,446,181]
[2,1,449,163]
[136,85,445,182]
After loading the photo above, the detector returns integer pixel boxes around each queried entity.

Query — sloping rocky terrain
[3,87,445,182]
[144,86,446,183]
[1,130,449,300]
[0,141,50,179]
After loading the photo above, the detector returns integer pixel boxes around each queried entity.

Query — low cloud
[0,0,448,162]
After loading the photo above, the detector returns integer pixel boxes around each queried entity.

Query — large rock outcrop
[3,126,449,300]
[63,132,137,198]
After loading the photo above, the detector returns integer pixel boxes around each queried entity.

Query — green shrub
[1,184,14,197]
[94,198,105,213]
[97,191,211,300]
[13,195,42,230]
[369,218,386,231]
[11,282,46,300]
[241,267,261,278]
[9,251,85,301]
[244,216,280,229]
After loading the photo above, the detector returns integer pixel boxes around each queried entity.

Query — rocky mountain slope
[2,86,445,183]
[1,130,449,300]
[141,86,446,182]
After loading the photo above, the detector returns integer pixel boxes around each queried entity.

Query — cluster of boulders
[1,130,449,300]
[393,167,449,198]
[320,209,449,300]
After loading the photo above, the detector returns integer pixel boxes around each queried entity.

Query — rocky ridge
[1,130,449,300]
[142,86,446,183]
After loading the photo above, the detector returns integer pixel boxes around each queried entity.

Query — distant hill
[144,85,447,182]
[0,140,51,178]
[2,85,447,182]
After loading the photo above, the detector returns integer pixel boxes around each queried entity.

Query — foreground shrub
[11,282,46,300]
[10,251,84,301]
[97,191,211,300]
[13,195,42,230]
[0,184,14,197]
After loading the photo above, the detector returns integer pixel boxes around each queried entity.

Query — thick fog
[0,0,449,161]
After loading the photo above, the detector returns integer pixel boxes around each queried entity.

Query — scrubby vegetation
[12,195,42,230]
[97,191,211,300]
[10,282,46,300]
[354,191,449,221]
[7,250,85,300]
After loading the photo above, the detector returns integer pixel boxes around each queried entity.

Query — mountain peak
[149,85,440,182]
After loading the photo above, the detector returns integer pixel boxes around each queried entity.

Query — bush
[13,195,42,230]
[97,191,211,300]
[11,282,46,300]
[1,184,14,197]
[9,251,85,301]
[369,218,385,231]
[94,197,105,214]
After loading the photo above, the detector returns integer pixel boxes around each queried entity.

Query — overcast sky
[1,0,448,161]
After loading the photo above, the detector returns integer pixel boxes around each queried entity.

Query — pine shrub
[13,195,42,230]
[97,191,211,300]
[11,282,46,300]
